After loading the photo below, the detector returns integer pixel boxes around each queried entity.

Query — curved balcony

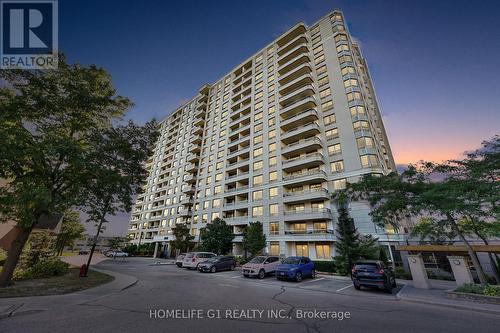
[276,24,307,48]
[281,136,322,157]
[182,185,196,195]
[283,188,330,204]
[282,152,325,172]
[178,208,193,217]
[279,73,313,96]
[185,163,198,173]
[278,44,309,66]
[279,85,315,109]
[278,63,312,85]
[283,208,332,221]
[278,34,308,56]
[280,96,317,119]
[280,109,319,131]
[281,122,320,144]
[184,174,197,184]
[278,54,311,76]
[187,153,200,163]
[282,170,328,186]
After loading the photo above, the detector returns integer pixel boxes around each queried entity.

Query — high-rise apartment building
[128,10,402,260]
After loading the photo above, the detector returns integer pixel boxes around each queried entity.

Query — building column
[407,254,431,289]
[447,256,474,286]
[153,242,159,258]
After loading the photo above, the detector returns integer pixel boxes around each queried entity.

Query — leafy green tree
[82,120,158,275]
[170,223,195,255]
[242,221,266,258]
[199,218,234,255]
[348,136,499,286]
[333,196,379,276]
[55,210,85,255]
[410,217,456,245]
[0,57,132,287]
[107,237,125,250]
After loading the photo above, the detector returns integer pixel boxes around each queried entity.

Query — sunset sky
[59,0,500,166]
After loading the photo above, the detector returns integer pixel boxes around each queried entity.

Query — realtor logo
[1,0,58,69]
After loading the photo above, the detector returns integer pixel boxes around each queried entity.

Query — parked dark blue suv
[352,260,396,293]
[276,256,315,282]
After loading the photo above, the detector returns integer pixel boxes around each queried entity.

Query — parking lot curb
[395,286,500,315]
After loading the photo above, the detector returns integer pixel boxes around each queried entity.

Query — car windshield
[249,256,266,264]
[283,258,300,265]
[354,264,378,271]
[206,257,220,262]
[185,253,194,258]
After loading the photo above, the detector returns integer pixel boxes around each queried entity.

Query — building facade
[127,10,403,260]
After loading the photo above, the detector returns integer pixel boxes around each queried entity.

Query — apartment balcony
[178,208,193,217]
[282,137,322,157]
[232,75,252,93]
[192,125,204,135]
[283,208,332,221]
[283,188,330,204]
[184,174,197,184]
[354,129,372,139]
[187,153,200,163]
[279,85,315,108]
[281,229,335,242]
[190,144,201,154]
[282,170,328,186]
[276,23,307,48]
[282,152,325,172]
[281,122,320,144]
[181,197,194,206]
[229,113,251,128]
[182,185,196,194]
[232,89,252,105]
[277,34,308,56]
[225,216,251,226]
[279,72,313,96]
[227,134,250,149]
[229,123,251,136]
[223,200,249,210]
[225,171,249,182]
[280,96,317,119]
[227,146,250,158]
[224,185,250,194]
[185,162,198,173]
[193,117,205,127]
[277,43,309,66]
[278,54,311,76]
[226,158,250,170]
[278,63,312,86]
[280,109,319,131]
[190,135,202,145]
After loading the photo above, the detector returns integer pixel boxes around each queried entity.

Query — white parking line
[302,277,325,284]
[336,284,353,292]
[231,275,242,278]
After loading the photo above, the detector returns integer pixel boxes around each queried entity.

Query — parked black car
[352,260,396,293]
[198,256,236,273]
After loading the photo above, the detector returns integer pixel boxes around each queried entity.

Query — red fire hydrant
[79,264,87,277]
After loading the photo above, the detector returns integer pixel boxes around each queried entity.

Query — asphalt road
[1,257,499,333]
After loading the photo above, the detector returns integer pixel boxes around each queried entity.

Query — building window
[325,128,339,139]
[333,178,346,190]
[253,160,263,171]
[269,204,278,216]
[296,243,308,256]
[269,222,279,235]
[269,171,277,182]
[269,242,280,255]
[328,143,342,155]
[324,114,336,125]
[315,244,331,259]
[356,137,374,149]
[321,100,333,111]
[253,175,263,185]
[269,156,277,167]
[269,187,278,198]
[252,206,263,217]
[331,160,344,173]
[254,135,263,145]
[253,190,263,201]
[253,147,263,157]
[319,88,331,99]
[360,154,379,168]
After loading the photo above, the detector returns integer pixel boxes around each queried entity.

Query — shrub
[394,266,412,280]
[313,260,335,273]
[30,257,70,278]
[426,269,455,281]
[13,268,34,281]
[456,283,484,295]
[483,285,500,297]
[234,256,249,265]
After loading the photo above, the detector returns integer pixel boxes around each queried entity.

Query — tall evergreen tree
[334,197,379,276]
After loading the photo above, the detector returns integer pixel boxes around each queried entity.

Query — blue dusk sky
[55,0,500,236]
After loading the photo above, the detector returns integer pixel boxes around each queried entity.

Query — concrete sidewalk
[396,279,500,315]
[0,265,138,319]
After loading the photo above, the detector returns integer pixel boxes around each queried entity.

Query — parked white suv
[182,252,216,269]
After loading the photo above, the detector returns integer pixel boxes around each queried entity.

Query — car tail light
[192,258,196,262]
[377,269,384,274]
[351,268,356,274]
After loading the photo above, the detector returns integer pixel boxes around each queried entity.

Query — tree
[242,221,266,259]
[379,247,389,266]
[199,218,234,255]
[0,57,132,287]
[348,136,500,286]
[55,210,85,255]
[170,223,195,255]
[333,196,379,276]
[410,217,456,245]
[107,237,125,250]
[82,119,158,276]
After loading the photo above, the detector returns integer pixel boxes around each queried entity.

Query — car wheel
[230,264,235,271]
[353,280,361,290]
[311,269,316,279]
[210,266,216,273]
[295,272,302,282]
[258,269,265,279]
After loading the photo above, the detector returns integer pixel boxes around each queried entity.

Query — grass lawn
[0,268,114,298]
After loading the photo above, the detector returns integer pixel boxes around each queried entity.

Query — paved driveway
[0,257,499,333]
